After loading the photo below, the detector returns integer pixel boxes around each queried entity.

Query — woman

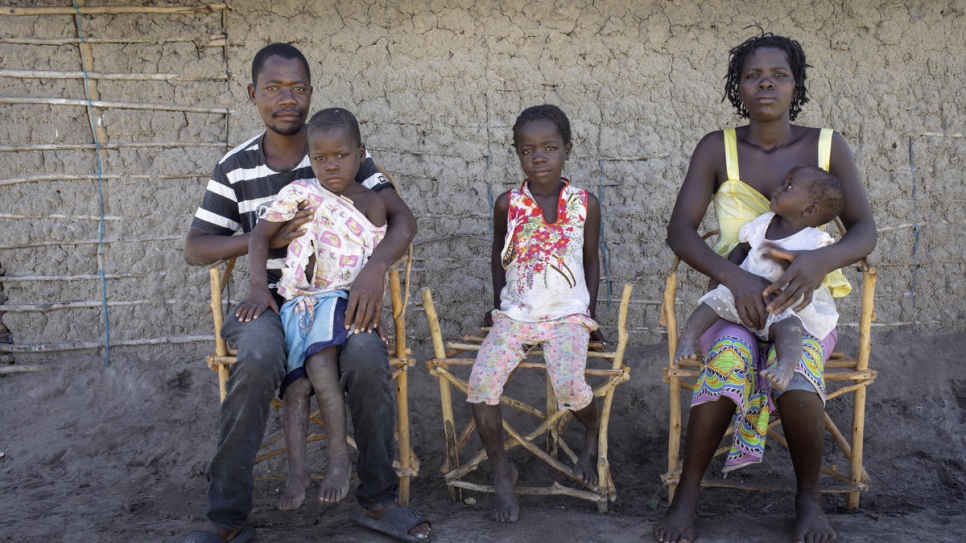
[653,34,876,543]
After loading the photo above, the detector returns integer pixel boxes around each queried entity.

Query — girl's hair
[307,108,362,146]
[252,43,311,85]
[512,104,571,147]
[723,33,811,121]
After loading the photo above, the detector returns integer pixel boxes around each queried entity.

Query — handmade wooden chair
[204,169,418,505]
[421,284,633,512]
[658,225,877,510]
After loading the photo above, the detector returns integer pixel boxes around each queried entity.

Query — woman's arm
[667,132,772,329]
[764,132,877,313]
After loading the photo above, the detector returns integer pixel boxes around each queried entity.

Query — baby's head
[772,165,844,227]
[306,108,365,194]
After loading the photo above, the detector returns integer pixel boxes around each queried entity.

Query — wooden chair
[421,284,633,512]
[658,225,877,510]
[204,170,419,505]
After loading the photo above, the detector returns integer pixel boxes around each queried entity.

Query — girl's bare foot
[493,459,519,522]
[318,443,351,503]
[278,467,310,510]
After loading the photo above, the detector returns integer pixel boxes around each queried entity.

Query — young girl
[674,165,845,391]
[467,104,604,523]
[234,108,386,510]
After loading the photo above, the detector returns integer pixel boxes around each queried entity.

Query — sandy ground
[1,328,965,543]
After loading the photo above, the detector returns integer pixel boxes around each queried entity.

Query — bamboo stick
[0,364,52,375]
[0,69,228,81]
[0,335,209,353]
[825,379,874,401]
[427,358,624,376]
[449,481,605,502]
[2,299,151,312]
[421,287,460,500]
[0,96,229,114]
[0,142,226,152]
[0,36,229,46]
[1,235,180,250]
[0,213,122,221]
[824,412,870,482]
[389,268,413,506]
[0,273,139,282]
[1,4,229,15]
[434,366,546,420]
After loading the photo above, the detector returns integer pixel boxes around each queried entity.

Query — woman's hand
[762,248,829,313]
[725,268,774,330]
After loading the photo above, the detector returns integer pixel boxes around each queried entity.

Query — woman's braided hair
[723,33,811,121]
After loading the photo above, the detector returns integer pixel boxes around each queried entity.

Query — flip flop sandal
[182,525,255,543]
[349,505,431,543]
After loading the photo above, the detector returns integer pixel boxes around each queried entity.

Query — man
[182,43,430,543]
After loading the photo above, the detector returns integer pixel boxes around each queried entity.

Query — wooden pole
[848,265,876,510]
[1,4,229,15]
[389,268,412,506]
[421,288,459,500]
[0,97,229,114]
[0,69,228,81]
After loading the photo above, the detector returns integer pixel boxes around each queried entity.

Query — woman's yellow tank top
[711,127,851,297]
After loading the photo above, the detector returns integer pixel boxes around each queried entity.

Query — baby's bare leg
[305,346,351,503]
[279,377,313,510]
[761,317,803,390]
[674,303,720,364]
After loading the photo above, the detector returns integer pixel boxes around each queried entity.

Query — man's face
[247,55,312,136]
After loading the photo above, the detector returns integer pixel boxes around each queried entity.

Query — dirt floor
[1,328,965,543]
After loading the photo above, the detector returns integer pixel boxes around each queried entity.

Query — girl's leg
[541,320,599,485]
[471,403,519,522]
[761,317,804,390]
[305,346,351,503]
[279,377,313,510]
[467,316,527,523]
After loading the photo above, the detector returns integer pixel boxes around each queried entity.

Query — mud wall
[1,0,963,364]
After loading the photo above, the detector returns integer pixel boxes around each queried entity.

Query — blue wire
[597,159,612,307]
[73,1,110,365]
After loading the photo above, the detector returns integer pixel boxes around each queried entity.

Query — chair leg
[667,374,683,503]
[396,365,411,506]
[847,385,868,510]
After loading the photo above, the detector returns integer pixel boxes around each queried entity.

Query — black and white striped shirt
[190,132,390,282]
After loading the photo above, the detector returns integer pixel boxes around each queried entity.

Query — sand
[1,328,964,542]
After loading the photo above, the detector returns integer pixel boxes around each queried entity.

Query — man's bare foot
[365,503,432,539]
[318,443,351,503]
[760,361,796,390]
[794,491,836,543]
[652,485,698,543]
[278,467,310,510]
[492,459,520,523]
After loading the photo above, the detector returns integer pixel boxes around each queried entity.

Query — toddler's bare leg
[279,377,312,510]
[673,303,720,364]
[472,403,519,522]
[571,399,600,486]
[305,346,351,503]
[760,317,803,390]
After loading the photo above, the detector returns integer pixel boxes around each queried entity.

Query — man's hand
[344,260,388,333]
[269,200,314,249]
[234,288,279,322]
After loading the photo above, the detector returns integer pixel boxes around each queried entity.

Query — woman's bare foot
[318,443,351,503]
[794,491,836,543]
[652,485,698,543]
[278,467,311,510]
[760,360,796,390]
[493,459,520,523]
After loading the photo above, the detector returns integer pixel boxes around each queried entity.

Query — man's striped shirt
[191,132,391,285]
